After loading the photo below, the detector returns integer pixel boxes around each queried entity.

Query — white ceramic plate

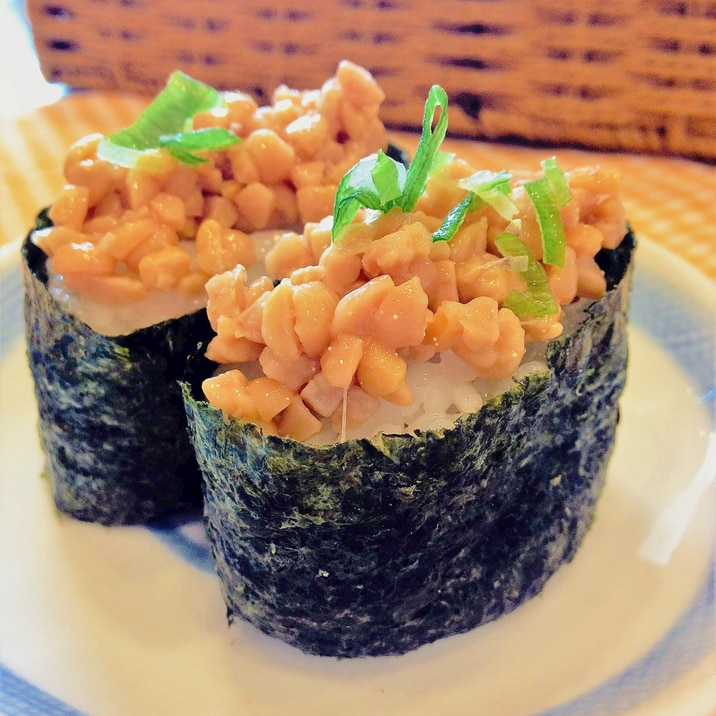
[1,237,714,716]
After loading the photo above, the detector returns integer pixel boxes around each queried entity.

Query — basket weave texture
[27,0,716,159]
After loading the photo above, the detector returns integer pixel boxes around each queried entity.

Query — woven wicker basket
[27,0,716,159]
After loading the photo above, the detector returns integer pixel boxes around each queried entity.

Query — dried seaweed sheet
[22,221,213,525]
[184,232,635,657]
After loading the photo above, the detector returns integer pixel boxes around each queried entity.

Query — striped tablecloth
[1,91,714,280]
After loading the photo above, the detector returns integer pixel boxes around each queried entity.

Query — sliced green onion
[370,149,404,205]
[459,169,517,221]
[332,150,408,239]
[432,192,474,242]
[97,71,237,167]
[106,71,221,148]
[495,232,558,318]
[399,85,449,211]
[331,86,449,241]
[460,169,512,193]
[523,175,566,268]
[541,156,571,207]
[521,157,571,267]
[158,127,240,166]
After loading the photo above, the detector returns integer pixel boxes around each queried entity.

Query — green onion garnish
[157,127,242,167]
[495,232,558,318]
[332,150,408,239]
[541,156,572,207]
[432,192,474,242]
[398,85,449,212]
[331,85,449,241]
[97,71,239,168]
[458,170,517,221]
[523,157,571,268]
[433,169,520,243]
[370,148,404,204]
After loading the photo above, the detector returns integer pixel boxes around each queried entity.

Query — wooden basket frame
[26,0,716,158]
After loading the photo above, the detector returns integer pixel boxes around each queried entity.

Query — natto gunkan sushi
[183,86,634,657]
[23,62,390,525]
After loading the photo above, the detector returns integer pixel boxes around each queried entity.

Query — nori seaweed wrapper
[22,213,213,525]
[184,231,635,658]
